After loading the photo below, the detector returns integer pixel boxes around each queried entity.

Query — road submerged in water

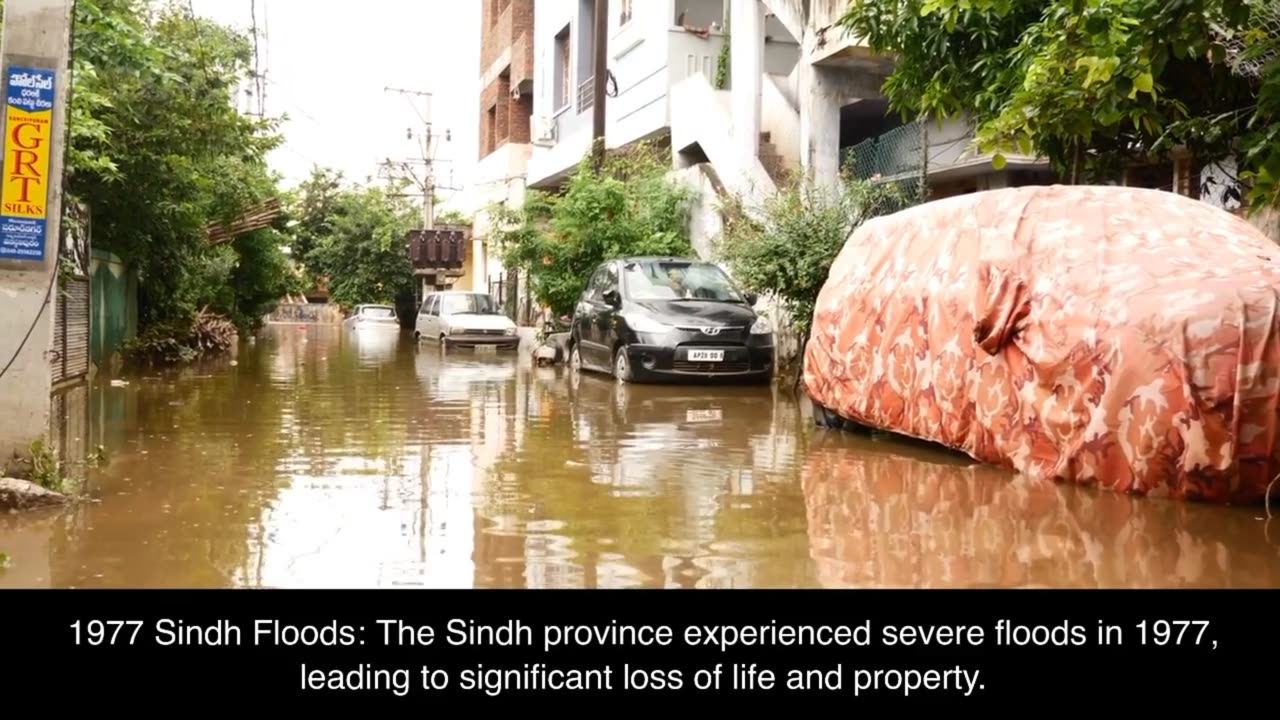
[1,323,1277,588]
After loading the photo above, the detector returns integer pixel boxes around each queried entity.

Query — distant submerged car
[344,304,401,333]
[568,255,774,383]
[415,290,519,350]
[804,184,1280,505]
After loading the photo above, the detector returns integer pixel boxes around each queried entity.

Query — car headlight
[625,315,672,334]
[451,326,467,335]
[750,317,772,335]
[504,327,516,336]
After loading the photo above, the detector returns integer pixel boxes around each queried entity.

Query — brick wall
[510,29,533,90]
[479,77,503,160]
[480,0,533,77]
[510,95,532,144]
[478,0,535,160]
[481,0,513,75]
[479,74,533,158]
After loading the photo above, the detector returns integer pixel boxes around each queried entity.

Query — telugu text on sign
[0,65,56,262]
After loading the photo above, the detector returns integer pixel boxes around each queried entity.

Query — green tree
[716,165,917,340]
[284,166,345,269]
[491,144,699,318]
[303,183,417,310]
[67,0,291,336]
[838,0,1277,206]
[434,209,471,226]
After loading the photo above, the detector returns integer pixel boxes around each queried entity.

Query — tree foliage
[716,167,918,338]
[59,0,296,348]
[284,167,345,267]
[298,176,418,312]
[435,209,471,226]
[838,0,1278,207]
[490,144,699,318]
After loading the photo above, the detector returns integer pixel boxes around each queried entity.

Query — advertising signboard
[0,64,57,262]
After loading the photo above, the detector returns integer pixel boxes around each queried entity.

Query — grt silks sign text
[0,65,56,262]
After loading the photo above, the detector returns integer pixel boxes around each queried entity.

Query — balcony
[845,117,1050,188]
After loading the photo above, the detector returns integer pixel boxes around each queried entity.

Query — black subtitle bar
[2,589,1273,708]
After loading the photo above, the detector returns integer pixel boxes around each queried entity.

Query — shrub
[122,310,238,367]
[715,166,920,340]
[492,143,699,319]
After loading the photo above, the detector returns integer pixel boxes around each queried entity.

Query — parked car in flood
[343,304,401,333]
[414,290,519,350]
[568,255,774,383]
[803,184,1280,505]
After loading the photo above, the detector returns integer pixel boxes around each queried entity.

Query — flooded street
[2,324,1279,589]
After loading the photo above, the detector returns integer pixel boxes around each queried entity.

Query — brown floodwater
[2,323,1278,588]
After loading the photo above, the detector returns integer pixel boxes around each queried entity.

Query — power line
[185,0,216,88]
[379,87,455,229]
[247,0,269,117]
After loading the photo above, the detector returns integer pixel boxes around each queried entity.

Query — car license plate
[688,349,724,362]
[687,409,723,422]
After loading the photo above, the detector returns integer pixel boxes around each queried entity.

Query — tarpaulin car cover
[804,185,1280,504]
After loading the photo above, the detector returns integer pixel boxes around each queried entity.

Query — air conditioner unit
[531,116,557,146]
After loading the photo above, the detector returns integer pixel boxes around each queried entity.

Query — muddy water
[2,323,1278,588]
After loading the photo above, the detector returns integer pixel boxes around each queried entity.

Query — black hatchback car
[568,256,775,383]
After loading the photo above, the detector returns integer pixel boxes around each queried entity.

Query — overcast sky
[192,0,481,212]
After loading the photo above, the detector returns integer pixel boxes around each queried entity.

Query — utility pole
[380,87,456,228]
[591,0,608,173]
[379,87,463,299]
[0,0,75,466]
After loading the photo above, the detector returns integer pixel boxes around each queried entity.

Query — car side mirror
[744,291,758,306]
[602,289,622,307]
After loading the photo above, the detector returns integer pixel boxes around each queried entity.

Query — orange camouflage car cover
[803,184,1280,504]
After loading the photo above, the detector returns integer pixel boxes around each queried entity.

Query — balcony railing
[577,76,594,113]
[844,121,926,182]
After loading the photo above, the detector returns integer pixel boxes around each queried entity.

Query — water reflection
[0,324,1276,589]
[802,434,1280,588]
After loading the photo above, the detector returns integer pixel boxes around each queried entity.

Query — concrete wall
[0,0,75,464]
[668,165,723,260]
[527,0,799,188]
[467,142,533,295]
[529,0,674,187]
[761,74,801,171]
[265,303,344,325]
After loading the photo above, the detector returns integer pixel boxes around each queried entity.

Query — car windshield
[360,306,395,318]
[440,293,499,315]
[621,260,744,302]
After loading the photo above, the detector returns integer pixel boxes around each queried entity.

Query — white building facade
[477,0,1052,343]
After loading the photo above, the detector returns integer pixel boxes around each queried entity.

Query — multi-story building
[466,0,537,303]
[525,0,801,190]
[503,0,1051,351]
[523,0,1051,206]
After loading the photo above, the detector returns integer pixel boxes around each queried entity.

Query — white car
[343,304,401,333]
[414,290,519,350]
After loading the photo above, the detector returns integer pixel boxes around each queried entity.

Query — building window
[554,26,571,112]
[619,0,633,26]
[486,105,497,155]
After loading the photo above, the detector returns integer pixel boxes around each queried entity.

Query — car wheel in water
[569,343,583,372]
[614,346,634,382]
[811,398,845,430]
